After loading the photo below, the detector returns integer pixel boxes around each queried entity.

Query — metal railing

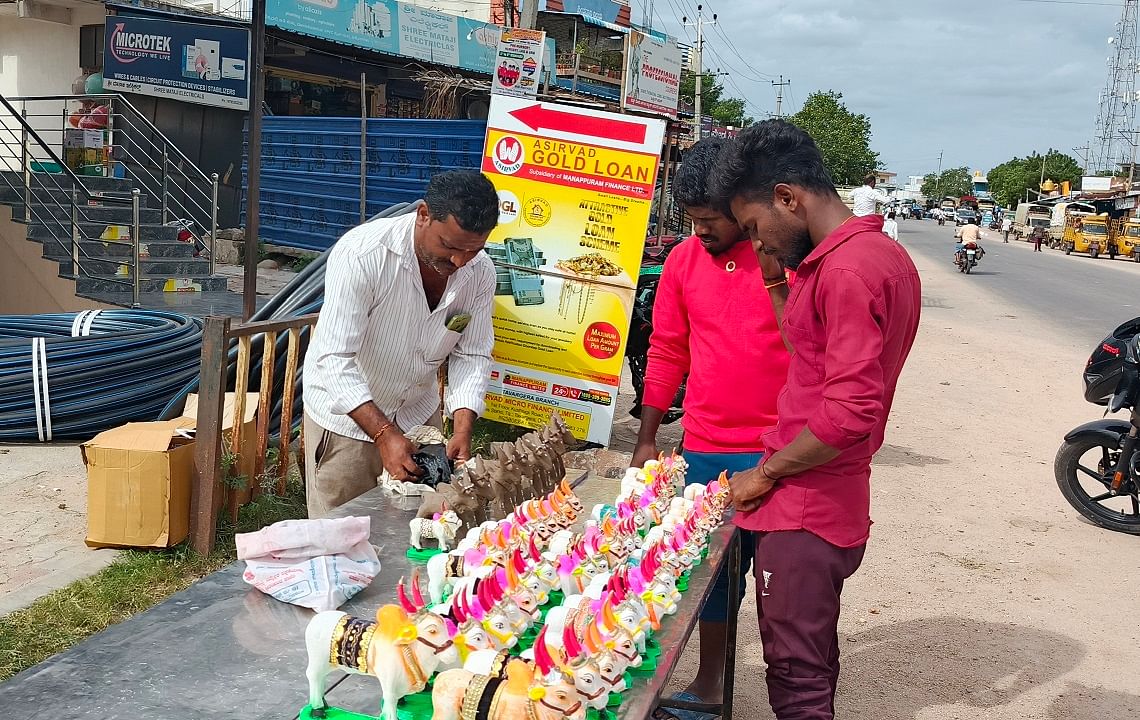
[191,313,319,554]
[0,94,142,304]
[6,93,220,275]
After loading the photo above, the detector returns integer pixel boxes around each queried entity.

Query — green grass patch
[0,472,307,682]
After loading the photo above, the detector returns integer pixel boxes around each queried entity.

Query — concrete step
[28,222,183,245]
[75,275,229,294]
[42,239,196,261]
[0,186,152,209]
[7,202,163,224]
[58,257,211,277]
[0,171,135,194]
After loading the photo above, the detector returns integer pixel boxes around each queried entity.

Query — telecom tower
[1090,0,1139,175]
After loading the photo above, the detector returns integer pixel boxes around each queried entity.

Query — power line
[1014,0,1122,5]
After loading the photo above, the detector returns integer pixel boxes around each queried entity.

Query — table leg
[722,529,742,720]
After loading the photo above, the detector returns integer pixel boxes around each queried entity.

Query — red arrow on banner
[509,104,647,145]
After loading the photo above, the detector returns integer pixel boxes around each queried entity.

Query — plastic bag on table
[235,516,380,611]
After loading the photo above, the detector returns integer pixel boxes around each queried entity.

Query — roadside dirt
[654,233,1140,717]
[0,445,117,614]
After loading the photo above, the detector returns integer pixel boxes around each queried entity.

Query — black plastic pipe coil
[0,310,203,441]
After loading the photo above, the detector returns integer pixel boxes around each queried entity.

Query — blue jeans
[682,449,762,623]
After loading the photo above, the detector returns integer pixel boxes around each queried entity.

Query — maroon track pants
[754,530,866,720]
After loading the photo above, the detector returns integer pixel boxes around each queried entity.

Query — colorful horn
[397,577,417,614]
[528,534,541,560]
[506,556,520,589]
[534,626,555,677]
[563,622,584,661]
[602,595,620,631]
[410,569,426,609]
[584,620,603,654]
[452,590,469,624]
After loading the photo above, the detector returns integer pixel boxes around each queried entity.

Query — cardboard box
[82,393,258,549]
[83,420,195,549]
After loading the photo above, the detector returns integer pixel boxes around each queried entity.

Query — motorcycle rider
[632,137,790,714]
[933,207,945,225]
[955,219,983,265]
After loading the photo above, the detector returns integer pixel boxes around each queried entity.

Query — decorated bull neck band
[459,673,503,720]
[328,615,377,673]
[399,642,429,694]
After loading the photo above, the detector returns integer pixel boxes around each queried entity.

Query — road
[659,218,1140,719]
[900,218,1140,349]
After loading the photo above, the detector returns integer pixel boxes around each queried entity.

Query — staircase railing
[6,93,219,275]
[0,93,142,305]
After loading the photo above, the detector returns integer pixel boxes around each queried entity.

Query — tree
[788,91,880,186]
[679,70,754,128]
[921,166,972,201]
[987,150,1083,207]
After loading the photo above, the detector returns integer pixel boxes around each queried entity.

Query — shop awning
[541,10,629,33]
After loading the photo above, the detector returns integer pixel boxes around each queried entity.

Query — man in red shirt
[709,121,921,719]
[632,137,791,713]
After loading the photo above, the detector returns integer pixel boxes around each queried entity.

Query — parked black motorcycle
[626,235,686,423]
[1055,318,1140,533]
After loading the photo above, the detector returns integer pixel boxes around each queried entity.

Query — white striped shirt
[303,212,496,441]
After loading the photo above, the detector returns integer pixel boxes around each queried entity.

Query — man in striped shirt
[302,171,500,517]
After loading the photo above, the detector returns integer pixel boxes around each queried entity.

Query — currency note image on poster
[479,95,666,444]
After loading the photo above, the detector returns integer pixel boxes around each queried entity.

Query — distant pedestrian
[852,173,890,217]
[1109,237,1118,260]
[1032,225,1045,252]
[1001,215,1012,243]
[883,211,899,241]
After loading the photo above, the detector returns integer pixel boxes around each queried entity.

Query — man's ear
[773,183,798,213]
[416,203,432,226]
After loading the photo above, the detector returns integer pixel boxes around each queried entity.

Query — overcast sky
[646,0,1123,183]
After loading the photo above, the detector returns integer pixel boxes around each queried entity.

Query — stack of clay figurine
[302,432,732,720]
[407,415,577,557]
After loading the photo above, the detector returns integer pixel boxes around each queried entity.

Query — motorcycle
[626,235,686,423]
[1056,318,1140,533]
[955,242,982,273]
[938,216,946,226]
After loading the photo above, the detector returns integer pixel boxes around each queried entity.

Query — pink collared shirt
[735,214,921,548]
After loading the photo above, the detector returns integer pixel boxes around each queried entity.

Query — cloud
[651,0,1122,184]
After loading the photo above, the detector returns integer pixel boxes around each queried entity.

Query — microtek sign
[103,14,250,110]
[109,23,173,64]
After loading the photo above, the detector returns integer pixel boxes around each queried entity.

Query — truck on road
[1012,202,1051,239]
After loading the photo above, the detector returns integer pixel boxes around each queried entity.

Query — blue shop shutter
[243,117,487,251]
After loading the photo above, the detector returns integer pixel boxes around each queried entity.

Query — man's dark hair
[863,172,877,186]
[424,171,499,235]
[709,120,837,209]
[673,137,728,211]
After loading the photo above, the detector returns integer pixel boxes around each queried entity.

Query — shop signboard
[491,29,547,99]
[265,0,555,78]
[103,15,250,110]
[479,95,666,444]
[622,29,681,118]
[538,0,627,32]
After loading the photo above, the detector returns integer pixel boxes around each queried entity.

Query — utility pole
[772,75,791,118]
[244,0,267,321]
[1040,152,1047,191]
[683,5,716,140]
[518,0,537,29]
[934,149,943,201]
[1073,144,1090,173]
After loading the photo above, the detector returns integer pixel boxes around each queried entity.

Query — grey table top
[0,475,735,720]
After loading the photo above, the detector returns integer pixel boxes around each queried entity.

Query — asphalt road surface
[898,218,1140,351]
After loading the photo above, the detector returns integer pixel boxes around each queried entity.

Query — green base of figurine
[396,690,435,720]
[406,547,443,563]
[300,705,378,720]
[676,576,689,592]
[587,708,619,720]
[546,589,565,606]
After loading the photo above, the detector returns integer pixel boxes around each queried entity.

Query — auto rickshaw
[1063,214,1112,258]
[1115,218,1140,262]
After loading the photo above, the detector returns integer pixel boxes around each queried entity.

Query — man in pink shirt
[632,137,791,714]
[710,121,920,719]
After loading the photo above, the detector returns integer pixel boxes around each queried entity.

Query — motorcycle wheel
[1065,246,1072,255]
[965,261,972,274]
[1055,435,1140,534]
[1091,247,1100,259]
